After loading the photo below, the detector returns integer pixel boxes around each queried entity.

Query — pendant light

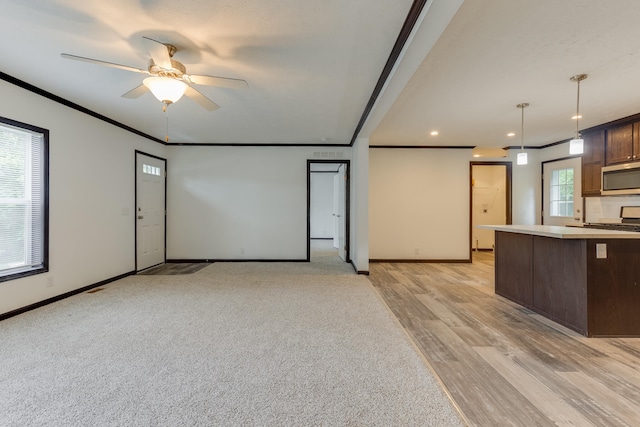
[569,74,588,155]
[516,103,529,165]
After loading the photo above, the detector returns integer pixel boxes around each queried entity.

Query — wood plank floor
[369,252,640,426]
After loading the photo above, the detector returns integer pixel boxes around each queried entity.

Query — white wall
[507,149,540,225]
[310,173,335,238]
[351,138,369,272]
[368,147,541,261]
[369,148,470,260]
[0,80,165,316]
[166,146,351,260]
[585,196,640,222]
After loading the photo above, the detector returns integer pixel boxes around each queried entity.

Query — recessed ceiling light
[507,132,515,137]
[571,115,583,120]
[430,131,439,136]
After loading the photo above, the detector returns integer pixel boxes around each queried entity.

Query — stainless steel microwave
[601,162,640,195]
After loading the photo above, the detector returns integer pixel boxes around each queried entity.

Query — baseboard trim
[350,260,370,275]
[0,270,135,322]
[370,259,472,264]
[166,258,308,263]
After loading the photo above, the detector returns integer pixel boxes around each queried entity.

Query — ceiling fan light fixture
[143,77,188,104]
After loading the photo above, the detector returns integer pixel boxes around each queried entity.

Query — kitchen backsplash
[585,196,640,223]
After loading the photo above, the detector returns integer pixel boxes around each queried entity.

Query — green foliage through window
[550,168,574,217]
[0,118,48,281]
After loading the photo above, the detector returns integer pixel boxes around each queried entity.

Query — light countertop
[477,224,640,239]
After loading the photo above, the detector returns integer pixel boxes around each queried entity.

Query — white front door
[136,153,166,271]
[543,157,582,226]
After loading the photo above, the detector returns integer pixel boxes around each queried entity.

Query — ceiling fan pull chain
[164,102,170,142]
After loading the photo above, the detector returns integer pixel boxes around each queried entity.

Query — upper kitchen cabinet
[605,123,638,165]
[581,129,605,196]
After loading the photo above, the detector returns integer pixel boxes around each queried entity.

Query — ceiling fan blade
[61,53,148,74]
[121,84,149,99]
[186,74,248,90]
[185,86,220,111]
[142,36,172,69]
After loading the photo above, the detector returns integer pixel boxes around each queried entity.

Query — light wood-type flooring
[369,252,640,426]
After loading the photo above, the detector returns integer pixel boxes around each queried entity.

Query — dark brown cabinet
[495,231,640,337]
[605,123,637,164]
[581,129,605,196]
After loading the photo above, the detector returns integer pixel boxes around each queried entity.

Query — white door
[333,173,340,249]
[543,157,582,226]
[136,153,166,271]
[337,164,347,261]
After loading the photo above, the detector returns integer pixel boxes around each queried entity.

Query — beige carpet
[0,256,463,426]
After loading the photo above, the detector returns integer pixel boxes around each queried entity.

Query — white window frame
[0,117,49,282]
[549,167,574,218]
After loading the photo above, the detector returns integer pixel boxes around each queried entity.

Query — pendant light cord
[575,79,581,140]
[521,105,525,151]
[517,102,528,151]
[570,74,588,141]
[163,102,169,143]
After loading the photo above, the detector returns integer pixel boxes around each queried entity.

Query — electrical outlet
[47,276,54,288]
[414,248,420,255]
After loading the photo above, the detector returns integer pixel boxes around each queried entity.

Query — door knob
[138,216,144,219]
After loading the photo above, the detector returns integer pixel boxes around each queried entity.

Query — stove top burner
[583,206,640,231]
[583,223,640,232]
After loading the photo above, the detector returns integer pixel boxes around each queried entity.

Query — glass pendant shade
[143,77,188,103]
[569,138,584,155]
[517,152,528,165]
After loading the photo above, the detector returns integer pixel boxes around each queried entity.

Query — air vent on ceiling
[313,151,344,158]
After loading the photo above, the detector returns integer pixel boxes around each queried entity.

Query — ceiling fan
[61,36,248,111]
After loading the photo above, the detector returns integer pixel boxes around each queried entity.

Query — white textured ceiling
[371,0,640,148]
[0,0,413,145]
[5,1,639,149]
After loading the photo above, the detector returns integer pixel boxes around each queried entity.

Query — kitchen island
[480,225,640,337]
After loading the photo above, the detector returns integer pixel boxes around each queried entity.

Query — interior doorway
[307,160,350,263]
[470,162,512,254]
[135,151,167,271]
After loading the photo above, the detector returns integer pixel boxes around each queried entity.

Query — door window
[550,168,574,217]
